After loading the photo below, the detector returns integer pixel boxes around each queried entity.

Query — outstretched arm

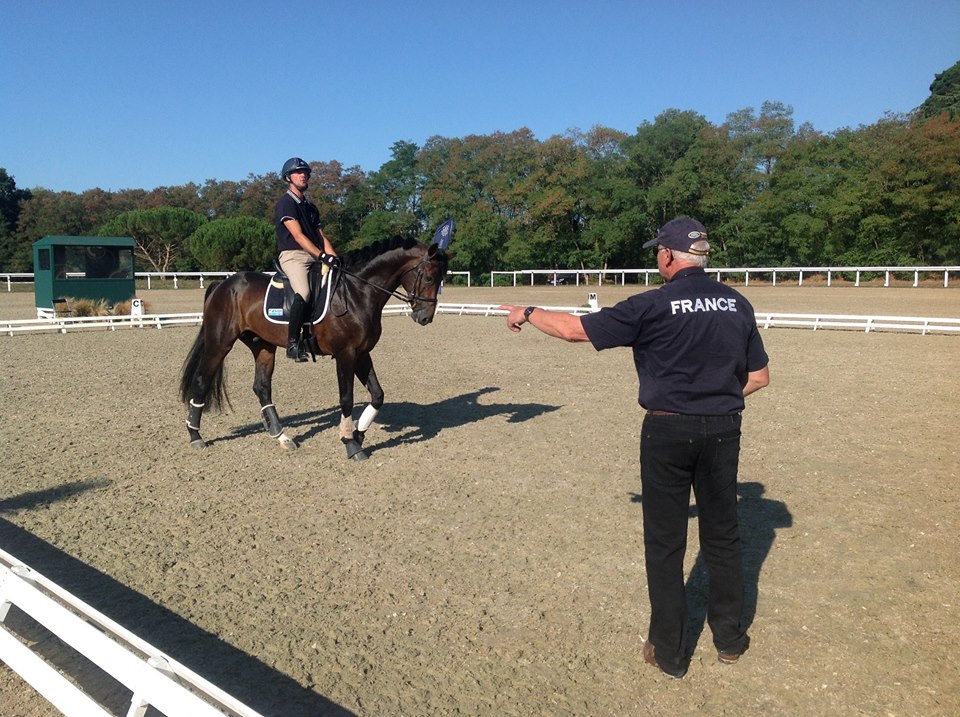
[499,305,589,343]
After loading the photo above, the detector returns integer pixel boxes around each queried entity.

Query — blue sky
[3,1,957,193]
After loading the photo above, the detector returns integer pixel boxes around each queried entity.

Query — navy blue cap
[642,217,711,255]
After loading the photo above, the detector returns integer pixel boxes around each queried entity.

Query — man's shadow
[211,387,560,453]
[684,481,793,647]
[0,482,354,716]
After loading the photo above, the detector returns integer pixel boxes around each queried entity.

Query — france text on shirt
[670,297,738,315]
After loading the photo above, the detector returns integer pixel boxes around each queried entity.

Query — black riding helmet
[281,157,311,181]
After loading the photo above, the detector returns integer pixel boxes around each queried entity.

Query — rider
[274,157,340,361]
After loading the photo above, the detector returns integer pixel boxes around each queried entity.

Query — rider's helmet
[281,157,311,182]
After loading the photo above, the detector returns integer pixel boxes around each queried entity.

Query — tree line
[2,61,958,280]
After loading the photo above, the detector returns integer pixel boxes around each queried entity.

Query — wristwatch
[523,306,536,321]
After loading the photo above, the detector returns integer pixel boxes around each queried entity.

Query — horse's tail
[178,282,229,411]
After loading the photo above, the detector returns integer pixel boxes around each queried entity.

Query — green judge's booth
[33,236,137,318]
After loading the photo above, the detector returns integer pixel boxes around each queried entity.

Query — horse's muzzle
[412,308,435,326]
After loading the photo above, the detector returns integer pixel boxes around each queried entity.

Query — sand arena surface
[1,282,958,716]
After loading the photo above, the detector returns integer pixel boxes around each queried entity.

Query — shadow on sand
[208,386,560,454]
[0,482,354,717]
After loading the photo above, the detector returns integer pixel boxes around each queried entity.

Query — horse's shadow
[630,482,792,651]
[0,483,354,717]
[213,387,560,453]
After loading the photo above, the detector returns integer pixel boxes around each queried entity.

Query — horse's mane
[341,236,420,270]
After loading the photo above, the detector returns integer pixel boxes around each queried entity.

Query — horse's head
[403,243,451,325]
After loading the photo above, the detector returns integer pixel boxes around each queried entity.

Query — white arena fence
[490,266,960,288]
[0,548,264,717]
[399,304,960,335]
[2,312,203,335]
[3,305,960,336]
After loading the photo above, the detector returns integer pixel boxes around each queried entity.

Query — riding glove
[319,252,341,268]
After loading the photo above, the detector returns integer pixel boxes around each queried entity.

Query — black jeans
[640,413,749,673]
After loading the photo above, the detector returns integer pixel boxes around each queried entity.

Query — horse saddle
[263,262,336,324]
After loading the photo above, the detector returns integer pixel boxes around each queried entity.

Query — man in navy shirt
[275,157,339,361]
[500,217,769,679]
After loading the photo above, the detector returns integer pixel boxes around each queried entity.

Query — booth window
[53,245,134,278]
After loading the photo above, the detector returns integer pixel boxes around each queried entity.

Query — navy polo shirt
[581,267,768,415]
[275,190,324,252]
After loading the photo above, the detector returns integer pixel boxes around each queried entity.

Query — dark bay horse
[179,237,450,460]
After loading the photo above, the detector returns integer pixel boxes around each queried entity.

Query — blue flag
[432,219,455,250]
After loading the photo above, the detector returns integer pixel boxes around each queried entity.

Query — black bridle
[331,256,440,307]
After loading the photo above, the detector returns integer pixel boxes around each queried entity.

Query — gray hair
[672,249,710,267]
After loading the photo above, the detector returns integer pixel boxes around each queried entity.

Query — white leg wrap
[358,404,379,432]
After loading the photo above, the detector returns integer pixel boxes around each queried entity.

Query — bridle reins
[330,255,440,307]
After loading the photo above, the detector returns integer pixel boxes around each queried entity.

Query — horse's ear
[427,244,453,263]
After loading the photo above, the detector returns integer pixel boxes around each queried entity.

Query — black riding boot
[286,295,309,362]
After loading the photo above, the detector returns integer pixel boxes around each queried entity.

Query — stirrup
[286,342,308,362]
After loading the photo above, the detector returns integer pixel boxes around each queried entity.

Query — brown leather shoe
[643,640,686,679]
[718,650,741,664]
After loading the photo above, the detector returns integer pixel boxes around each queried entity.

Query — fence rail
[754,312,960,334]
[3,305,959,336]
[6,266,960,292]
[490,266,960,288]
[387,304,960,334]
[2,312,202,336]
[0,548,264,717]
